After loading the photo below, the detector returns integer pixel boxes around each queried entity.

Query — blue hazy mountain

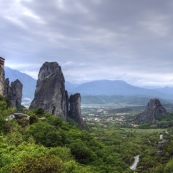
[155,86,173,95]
[4,68,173,103]
[73,80,173,99]
[5,66,37,100]
[65,81,79,93]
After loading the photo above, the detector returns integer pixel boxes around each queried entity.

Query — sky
[1,0,173,88]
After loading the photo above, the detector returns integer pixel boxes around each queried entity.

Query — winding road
[130,155,140,170]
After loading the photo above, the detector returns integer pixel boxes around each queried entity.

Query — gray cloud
[1,0,173,87]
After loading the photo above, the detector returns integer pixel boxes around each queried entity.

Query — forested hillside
[1,94,173,172]
[0,95,132,173]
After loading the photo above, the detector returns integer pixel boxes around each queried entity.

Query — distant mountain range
[4,67,173,106]
[67,80,173,99]
[155,87,173,95]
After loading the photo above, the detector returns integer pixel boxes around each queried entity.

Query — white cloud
[21,70,38,79]
[62,61,75,67]
[139,15,170,38]
[1,0,173,87]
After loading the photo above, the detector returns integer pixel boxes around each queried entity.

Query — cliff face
[0,66,5,96]
[136,98,167,123]
[30,62,68,120]
[30,62,85,127]
[4,78,23,107]
[69,93,85,127]
[0,57,5,96]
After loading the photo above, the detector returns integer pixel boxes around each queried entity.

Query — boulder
[39,117,47,122]
[136,98,167,123]
[29,62,68,120]
[14,113,29,119]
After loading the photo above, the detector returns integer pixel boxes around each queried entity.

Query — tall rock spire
[136,98,167,123]
[30,62,68,120]
[69,93,85,127]
[4,78,23,107]
[0,57,5,96]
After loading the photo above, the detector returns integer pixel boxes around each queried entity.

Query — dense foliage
[1,95,173,173]
[0,96,132,173]
[88,119,173,173]
[132,113,173,129]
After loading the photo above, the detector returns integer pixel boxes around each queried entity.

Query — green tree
[69,140,96,164]
[9,155,63,173]
[0,115,5,133]
[26,121,62,147]
[35,107,45,115]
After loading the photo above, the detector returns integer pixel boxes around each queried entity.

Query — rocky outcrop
[136,98,167,123]
[4,78,23,107]
[0,57,5,96]
[157,140,169,155]
[30,62,68,120]
[69,93,85,127]
[29,62,86,127]
[14,113,29,119]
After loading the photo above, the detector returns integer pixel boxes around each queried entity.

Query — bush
[35,108,45,115]
[0,115,5,133]
[9,155,63,173]
[69,140,97,164]
[27,122,62,147]
[47,116,63,127]
[29,115,38,125]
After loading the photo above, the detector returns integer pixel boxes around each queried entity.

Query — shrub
[9,155,63,173]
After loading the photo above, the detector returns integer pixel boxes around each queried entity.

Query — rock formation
[157,140,169,155]
[4,78,23,107]
[13,113,29,119]
[69,93,85,127]
[30,62,68,120]
[0,57,5,96]
[30,61,85,127]
[136,98,167,123]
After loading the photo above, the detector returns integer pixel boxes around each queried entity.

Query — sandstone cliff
[136,98,167,123]
[30,62,68,120]
[69,93,85,127]
[4,78,23,107]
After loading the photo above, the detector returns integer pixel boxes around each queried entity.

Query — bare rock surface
[14,113,29,119]
[69,93,85,127]
[30,62,68,120]
[0,66,5,96]
[136,98,167,123]
[0,57,5,96]
[4,78,23,107]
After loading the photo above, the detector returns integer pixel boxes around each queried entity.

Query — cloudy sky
[1,0,173,87]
